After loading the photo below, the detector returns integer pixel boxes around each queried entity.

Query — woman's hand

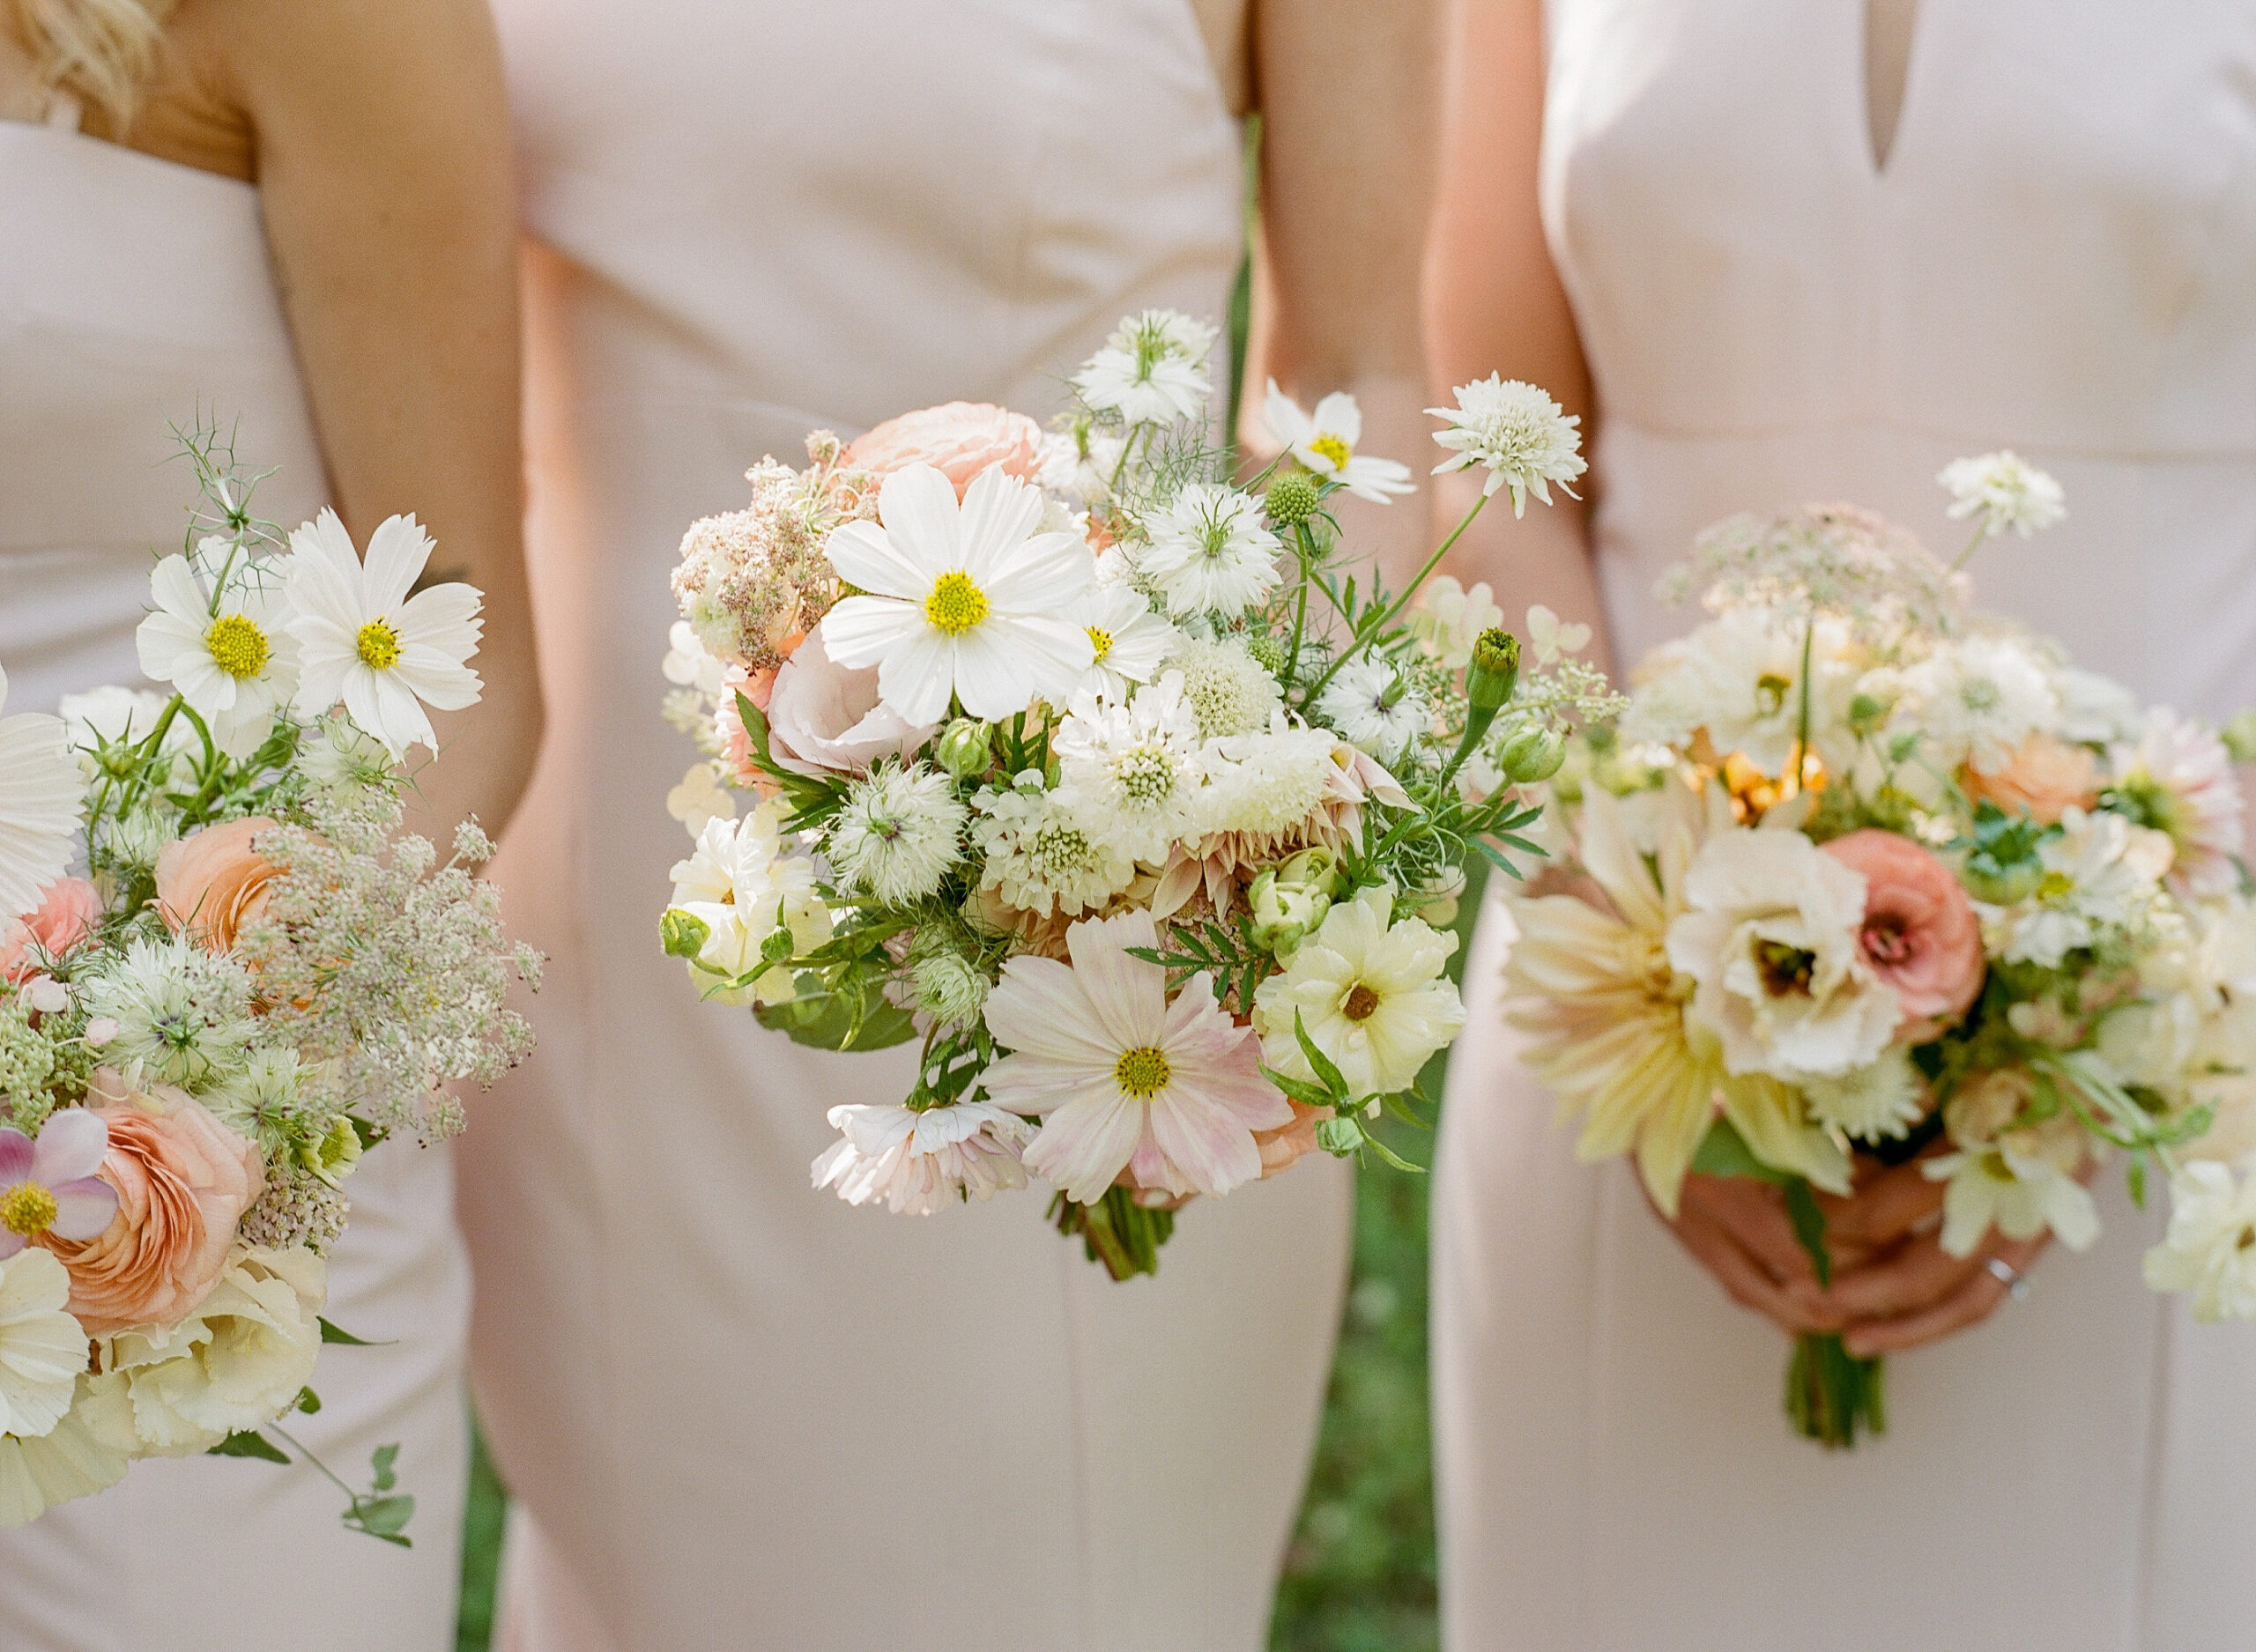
[1657,1173,1844,1337]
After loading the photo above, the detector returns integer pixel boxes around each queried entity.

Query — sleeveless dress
[0,99,470,1651]
[466,5,1352,1649]
[1433,6,2256,1649]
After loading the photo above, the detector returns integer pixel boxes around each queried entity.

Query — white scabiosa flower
[285,510,484,758]
[1890,634,2056,774]
[133,552,300,759]
[971,781,1138,919]
[2145,1161,2256,1321]
[983,908,1291,1202]
[1052,675,1207,863]
[1315,657,1429,766]
[811,1100,1032,1215]
[1262,382,1414,504]
[0,669,81,923]
[1163,638,1282,741]
[827,763,968,905]
[1427,374,1587,515]
[1939,451,2066,539]
[1253,885,1466,1100]
[819,464,1095,724]
[1134,484,1282,620]
[665,804,834,1005]
[1071,583,1177,703]
[1071,309,1217,426]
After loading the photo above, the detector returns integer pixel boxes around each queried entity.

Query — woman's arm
[182,0,540,840]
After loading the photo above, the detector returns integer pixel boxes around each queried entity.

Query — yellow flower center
[923,571,990,636]
[204,613,271,679]
[0,1182,57,1238]
[356,619,404,670]
[1114,1045,1172,1098]
[1086,625,1114,663]
[1342,982,1382,1021]
[1310,433,1354,471]
[2037,870,2075,902]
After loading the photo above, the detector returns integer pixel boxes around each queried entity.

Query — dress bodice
[0,115,327,714]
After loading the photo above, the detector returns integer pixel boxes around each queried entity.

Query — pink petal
[1147,1090,1264,1197]
[0,1130,33,1185]
[29,1108,106,1184]
[1023,1093,1145,1204]
[983,957,1118,1069]
[48,1178,118,1241]
[1063,912,1167,1051]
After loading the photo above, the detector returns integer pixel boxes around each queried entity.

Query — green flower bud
[659,907,712,960]
[1963,859,2043,906]
[2224,708,2256,767]
[1248,869,1331,954]
[1466,628,1520,712]
[1244,634,1288,678]
[1265,470,1322,527]
[1848,691,1890,732]
[936,718,994,780]
[1499,724,1568,783]
[300,1114,364,1189]
[1314,1116,1364,1157]
[1275,845,1344,899]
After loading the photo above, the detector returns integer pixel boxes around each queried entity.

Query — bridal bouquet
[1504,454,2256,1445]
[658,309,1617,1277]
[0,436,538,1534]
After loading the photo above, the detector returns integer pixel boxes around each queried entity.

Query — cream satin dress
[1435,5,2256,1649]
[466,5,1351,1649]
[0,100,470,1649]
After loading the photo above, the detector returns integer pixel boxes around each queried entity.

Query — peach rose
[0,878,101,982]
[1822,829,1986,1043]
[1966,734,2100,826]
[764,628,937,777]
[843,403,1042,498]
[155,818,282,954]
[41,1090,262,1337]
[1255,1100,1332,1179]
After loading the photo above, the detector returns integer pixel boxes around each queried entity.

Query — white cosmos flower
[984,907,1291,1202]
[1071,309,1217,426]
[0,1248,87,1442]
[1427,374,1587,515]
[133,552,300,759]
[1939,451,2067,539]
[0,1374,130,1527]
[285,510,484,758]
[1134,484,1282,619]
[1253,885,1466,1100]
[1315,657,1429,766]
[1052,674,1208,863]
[1071,583,1177,702]
[820,463,1095,724]
[1925,1142,2098,1257]
[0,668,81,923]
[811,1100,1032,1215]
[1891,634,2055,774]
[826,762,968,905]
[1262,382,1414,503]
[2145,1161,2256,1321]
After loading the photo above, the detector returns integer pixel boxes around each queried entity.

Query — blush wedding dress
[1433,4,2256,1649]
[465,5,1350,1648]
[0,93,471,1652]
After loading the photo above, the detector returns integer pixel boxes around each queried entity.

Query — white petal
[872,627,959,725]
[872,465,961,569]
[946,631,1036,722]
[954,465,1046,583]
[361,515,435,613]
[824,522,932,603]
[818,596,921,670]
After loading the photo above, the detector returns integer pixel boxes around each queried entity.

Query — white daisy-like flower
[826,762,968,905]
[1801,1048,1928,1141]
[0,669,81,923]
[1925,1142,2098,1257]
[811,1100,1032,1215]
[2145,1161,2256,1322]
[82,935,256,1093]
[1262,382,1414,504]
[665,804,834,1004]
[285,509,484,758]
[984,907,1291,1202]
[1071,583,1177,702]
[1164,638,1282,741]
[971,781,1138,919]
[2111,707,2245,899]
[1998,805,2174,968]
[2052,665,2143,745]
[1407,576,1506,670]
[1253,885,1466,1100]
[1315,657,1430,766]
[1890,634,2056,774]
[1624,609,1860,778]
[820,463,1095,725]
[662,619,730,698]
[134,552,301,760]
[1939,451,2067,539]
[1052,674,1208,863]
[1427,374,1587,516]
[0,1248,88,1443]
[1071,309,1217,426]
[1134,484,1282,619]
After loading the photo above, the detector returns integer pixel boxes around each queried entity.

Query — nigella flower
[1071,309,1217,426]
[1939,450,2066,539]
[826,763,968,905]
[811,1100,1032,1215]
[1133,485,1281,620]
[983,908,1291,1203]
[1315,657,1429,766]
[82,936,256,1093]
[0,1111,116,1261]
[134,544,301,759]
[1262,382,1414,503]
[1427,374,1586,516]
[0,669,82,925]
[285,509,484,758]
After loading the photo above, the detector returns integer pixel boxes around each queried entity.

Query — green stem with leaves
[1296,490,1490,711]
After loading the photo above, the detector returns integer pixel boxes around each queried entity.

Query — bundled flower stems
[658,312,1619,1278]
[1504,453,2256,1445]
[0,432,538,1532]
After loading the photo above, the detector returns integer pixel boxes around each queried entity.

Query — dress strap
[44,89,84,131]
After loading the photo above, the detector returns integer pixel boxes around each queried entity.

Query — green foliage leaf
[370,1441,399,1493]
[1293,1010,1352,1103]
[208,1430,290,1464]
[753,975,918,1050]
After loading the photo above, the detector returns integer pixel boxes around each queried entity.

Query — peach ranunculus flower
[1966,733,2101,826]
[155,817,283,955]
[842,403,1043,499]
[0,878,101,982]
[42,1089,262,1337]
[1822,829,1986,1044]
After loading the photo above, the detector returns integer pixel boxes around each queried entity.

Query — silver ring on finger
[1985,1256,2032,1302]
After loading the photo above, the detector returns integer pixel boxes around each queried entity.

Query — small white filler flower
[1262,382,1414,503]
[1427,374,1587,516]
[0,668,81,922]
[1939,450,2067,540]
[134,548,301,759]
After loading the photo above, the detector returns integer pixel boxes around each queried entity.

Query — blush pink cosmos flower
[1822,829,1985,1043]
[0,1110,118,1261]
[844,403,1043,499]
[0,878,100,983]
[982,907,1293,1203]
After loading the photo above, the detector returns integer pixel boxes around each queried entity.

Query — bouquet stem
[1049,1188,1174,1280]
[1785,1334,1886,1448]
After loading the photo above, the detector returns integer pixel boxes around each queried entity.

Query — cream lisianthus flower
[1262,382,1414,504]
[665,804,833,1005]
[0,1374,132,1526]
[1503,786,1850,1214]
[134,549,301,759]
[285,510,484,757]
[820,463,1095,724]
[0,668,81,924]
[1253,885,1466,1101]
[2145,1162,2256,1321]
